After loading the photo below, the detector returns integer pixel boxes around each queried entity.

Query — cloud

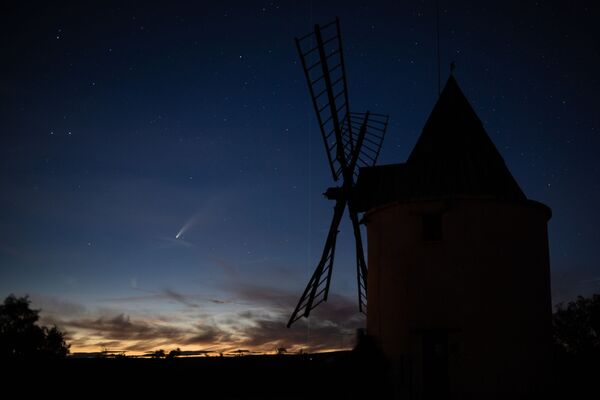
[58,297,361,354]
[30,294,87,331]
[31,280,364,354]
[219,279,363,324]
[183,325,230,345]
[209,280,365,352]
[239,317,311,348]
[93,341,123,349]
[162,288,199,308]
[65,313,184,342]
[222,282,297,309]
[30,294,87,317]
[178,350,214,356]
[101,288,231,308]
[229,304,362,352]
[40,300,234,352]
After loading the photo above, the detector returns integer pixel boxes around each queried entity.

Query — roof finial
[450,61,456,76]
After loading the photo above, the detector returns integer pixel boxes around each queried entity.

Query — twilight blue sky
[1,1,599,353]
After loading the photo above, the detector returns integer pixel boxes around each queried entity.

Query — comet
[175,213,201,240]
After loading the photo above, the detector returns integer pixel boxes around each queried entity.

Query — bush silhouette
[167,348,181,359]
[0,294,69,359]
[151,349,166,358]
[553,293,600,356]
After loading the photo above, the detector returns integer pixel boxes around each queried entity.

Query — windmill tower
[288,19,552,399]
[287,18,389,327]
[354,76,553,398]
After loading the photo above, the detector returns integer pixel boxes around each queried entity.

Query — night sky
[1,1,599,354]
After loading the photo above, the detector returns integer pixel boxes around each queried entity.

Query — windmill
[287,18,389,327]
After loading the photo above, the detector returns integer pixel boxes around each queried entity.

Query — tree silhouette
[167,348,181,359]
[0,294,69,359]
[151,349,166,358]
[41,325,69,358]
[276,347,287,355]
[553,293,600,355]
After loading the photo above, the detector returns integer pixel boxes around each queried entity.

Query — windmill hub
[323,186,344,201]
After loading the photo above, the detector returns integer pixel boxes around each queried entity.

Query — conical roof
[355,76,525,211]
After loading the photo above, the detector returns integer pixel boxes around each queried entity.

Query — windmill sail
[287,199,345,327]
[295,18,353,181]
[348,205,368,313]
[342,112,390,179]
[288,18,390,327]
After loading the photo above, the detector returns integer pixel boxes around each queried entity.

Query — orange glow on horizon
[68,340,352,357]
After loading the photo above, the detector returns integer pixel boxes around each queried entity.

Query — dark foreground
[6,351,388,399]
[3,350,599,399]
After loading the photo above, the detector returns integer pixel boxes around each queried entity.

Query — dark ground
[3,350,598,399]
[5,351,390,399]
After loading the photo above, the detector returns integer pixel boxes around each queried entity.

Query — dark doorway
[422,331,449,399]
